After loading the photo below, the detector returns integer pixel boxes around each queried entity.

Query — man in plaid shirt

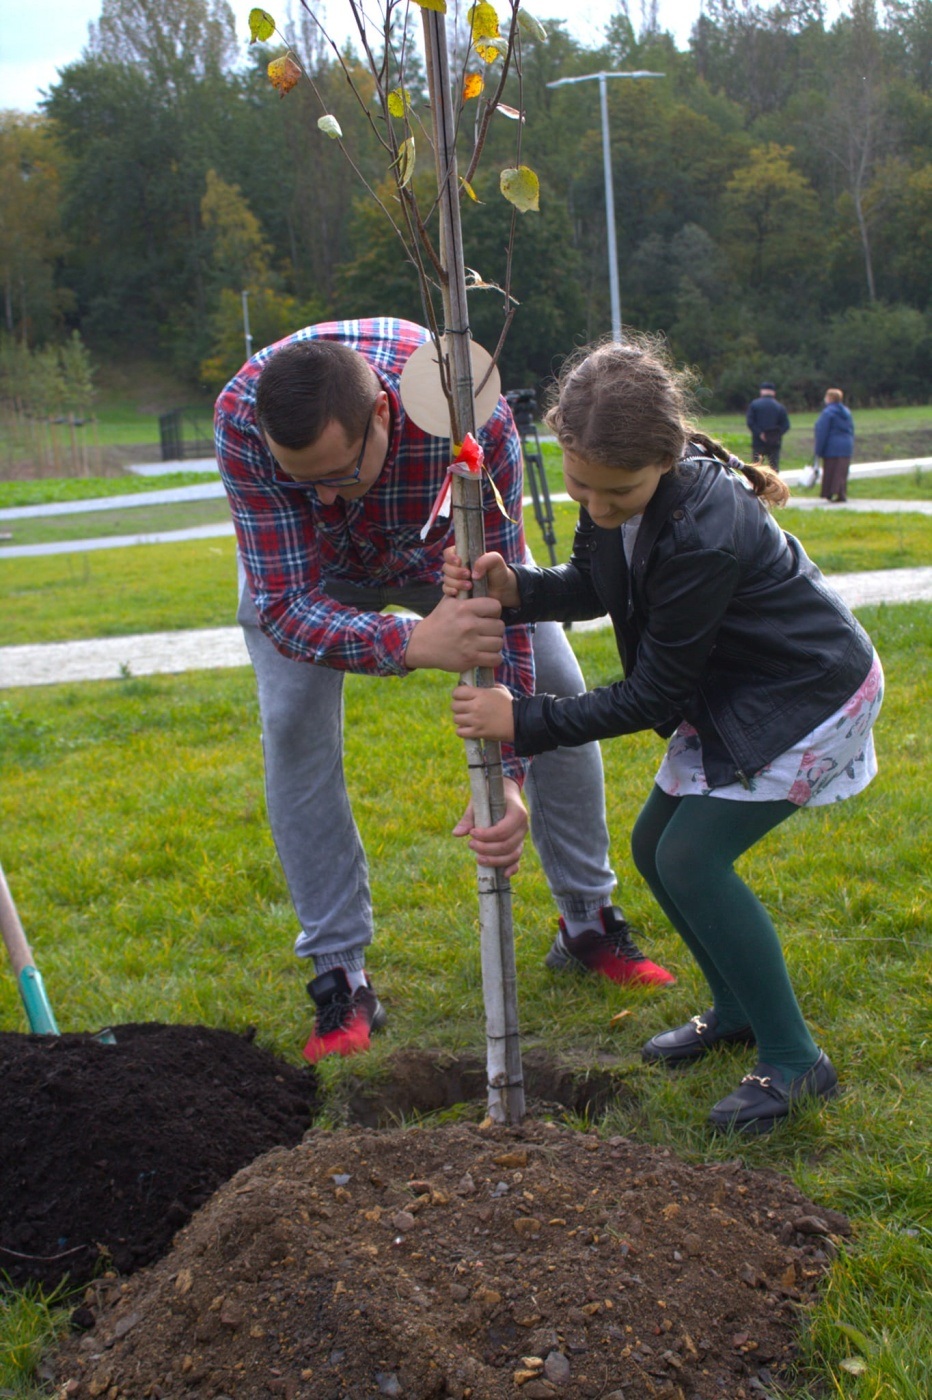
[215,318,675,1061]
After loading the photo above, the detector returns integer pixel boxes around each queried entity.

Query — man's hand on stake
[451,682,516,742]
[404,594,505,672]
[453,777,527,876]
[442,547,520,609]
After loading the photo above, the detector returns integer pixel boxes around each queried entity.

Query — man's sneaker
[545,906,676,988]
[302,967,387,1064]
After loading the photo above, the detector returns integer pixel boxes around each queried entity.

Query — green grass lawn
[70,391,932,458]
[0,447,930,1395]
[535,442,932,497]
[0,602,929,1398]
[0,472,219,510]
[827,470,932,501]
[2,497,929,647]
[3,397,930,488]
[0,462,928,555]
[694,404,932,474]
[0,496,232,548]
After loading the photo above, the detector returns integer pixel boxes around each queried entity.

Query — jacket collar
[630,454,705,574]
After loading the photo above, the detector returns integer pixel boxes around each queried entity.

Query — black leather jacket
[507,453,875,788]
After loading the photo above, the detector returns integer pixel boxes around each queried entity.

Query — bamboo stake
[422,11,525,1126]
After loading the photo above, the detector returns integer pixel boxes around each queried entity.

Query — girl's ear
[660,456,677,474]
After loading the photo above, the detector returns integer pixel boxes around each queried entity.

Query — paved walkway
[2,457,931,560]
[1,458,929,688]
[3,564,930,689]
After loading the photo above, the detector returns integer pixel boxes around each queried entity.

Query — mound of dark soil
[0,1023,321,1289]
[53,1120,850,1400]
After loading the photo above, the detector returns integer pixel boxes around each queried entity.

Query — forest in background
[2,0,931,412]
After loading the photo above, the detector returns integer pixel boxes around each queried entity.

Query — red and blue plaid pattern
[215,318,533,773]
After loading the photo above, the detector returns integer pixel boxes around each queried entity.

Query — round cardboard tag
[398,336,501,439]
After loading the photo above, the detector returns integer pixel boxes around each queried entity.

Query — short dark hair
[255,340,377,449]
[759,380,776,391]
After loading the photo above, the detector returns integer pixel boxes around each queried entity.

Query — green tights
[631,785,819,1080]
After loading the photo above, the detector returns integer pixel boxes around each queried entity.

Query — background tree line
[2,0,931,410]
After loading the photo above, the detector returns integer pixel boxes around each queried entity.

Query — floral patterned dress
[617,511,883,807]
[656,653,884,805]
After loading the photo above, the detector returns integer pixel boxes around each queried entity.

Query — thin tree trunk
[422,11,525,1127]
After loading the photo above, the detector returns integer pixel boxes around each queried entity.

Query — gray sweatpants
[238,574,616,972]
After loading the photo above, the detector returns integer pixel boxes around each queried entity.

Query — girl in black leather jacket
[443,335,883,1136]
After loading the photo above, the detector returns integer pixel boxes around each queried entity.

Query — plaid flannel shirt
[215,317,534,779]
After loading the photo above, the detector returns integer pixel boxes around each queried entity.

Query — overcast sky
[1,1,847,115]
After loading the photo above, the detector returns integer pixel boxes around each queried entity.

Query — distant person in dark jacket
[746,382,790,470]
[814,388,855,503]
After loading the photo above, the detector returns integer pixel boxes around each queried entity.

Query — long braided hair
[544,334,790,508]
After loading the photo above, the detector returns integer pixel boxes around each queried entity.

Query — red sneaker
[545,906,676,988]
[302,968,387,1064]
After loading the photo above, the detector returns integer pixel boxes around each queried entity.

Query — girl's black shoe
[708,1050,840,1134]
[641,1010,755,1066]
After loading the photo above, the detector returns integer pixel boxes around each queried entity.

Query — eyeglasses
[275,409,374,492]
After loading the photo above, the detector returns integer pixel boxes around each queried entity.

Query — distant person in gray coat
[814,388,855,503]
[746,382,791,470]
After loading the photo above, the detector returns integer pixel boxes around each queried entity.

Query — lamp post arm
[545,71,665,342]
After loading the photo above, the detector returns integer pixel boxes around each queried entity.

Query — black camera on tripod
[504,386,559,571]
[504,388,539,438]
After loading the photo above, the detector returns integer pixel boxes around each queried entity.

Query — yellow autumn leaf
[476,36,509,62]
[463,72,484,100]
[317,114,343,139]
[500,165,540,213]
[469,1,499,41]
[396,136,416,188]
[248,8,276,42]
[517,8,547,40]
[268,54,301,97]
[461,178,481,202]
[387,87,411,118]
[411,0,447,11]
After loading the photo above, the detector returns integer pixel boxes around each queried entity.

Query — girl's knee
[630,815,658,881]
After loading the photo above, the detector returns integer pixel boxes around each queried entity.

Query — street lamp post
[241,289,253,360]
[547,71,664,341]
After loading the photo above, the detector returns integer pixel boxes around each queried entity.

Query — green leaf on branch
[387,88,411,118]
[317,114,343,139]
[411,0,447,11]
[396,136,416,188]
[500,165,539,212]
[268,55,301,97]
[248,7,276,42]
[517,9,547,40]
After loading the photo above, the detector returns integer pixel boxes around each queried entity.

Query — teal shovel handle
[19,965,60,1036]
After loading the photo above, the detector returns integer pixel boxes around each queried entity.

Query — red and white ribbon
[419,433,484,540]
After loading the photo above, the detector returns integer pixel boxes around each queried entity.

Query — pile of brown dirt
[52,1128,849,1399]
[0,1023,321,1290]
